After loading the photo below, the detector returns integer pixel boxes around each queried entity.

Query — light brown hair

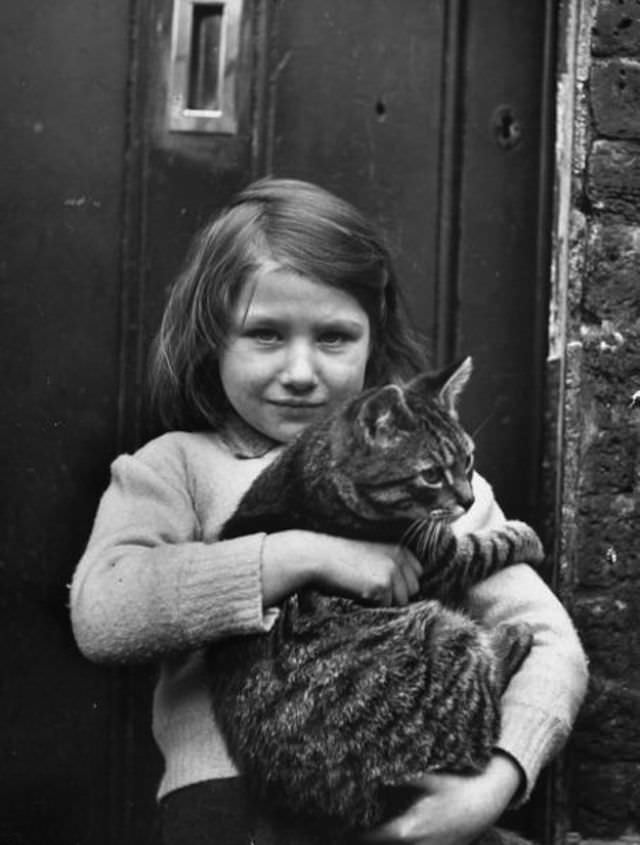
[150,178,428,430]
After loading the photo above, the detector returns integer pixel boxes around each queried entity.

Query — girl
[70,178,588,845]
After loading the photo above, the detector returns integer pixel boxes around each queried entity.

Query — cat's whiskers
[401,516,441,563]
[400,518,427,551]
[420,517,449,562]
[471,409,496,441]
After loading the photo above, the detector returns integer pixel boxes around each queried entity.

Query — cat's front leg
[456,520,545,571]
[416,520,544,605]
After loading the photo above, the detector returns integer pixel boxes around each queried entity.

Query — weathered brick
[593,0,640,57]
[591,59,640,138]
[585,222,640,322]
[565,1,640,838]
[573,591,640,682]
[575,496,640,588]
[588,139,640,218]
[573,350,640,496]
[581,321,640,386]
[579,427,638,495]
[573,756,640,836]
[575,675,640,760]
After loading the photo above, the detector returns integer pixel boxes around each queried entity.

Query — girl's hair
[150,177,428,430]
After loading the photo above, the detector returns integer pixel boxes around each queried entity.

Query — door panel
[0,2,555,842]
[266,0,446,342]
[455,1,554,521]
[0,2,131,843]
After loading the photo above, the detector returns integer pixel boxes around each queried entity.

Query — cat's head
[331,357,475,524]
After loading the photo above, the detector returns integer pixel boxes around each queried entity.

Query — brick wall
[557,1,640,840]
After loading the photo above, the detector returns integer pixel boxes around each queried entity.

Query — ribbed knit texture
[70,429,588,803]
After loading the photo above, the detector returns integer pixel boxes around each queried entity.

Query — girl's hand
[261,530,422,608]
[361,753,523,845]
[312,534,422,606]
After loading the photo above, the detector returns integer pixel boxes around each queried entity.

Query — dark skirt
[157,777,535,845]
[158,778,332,845]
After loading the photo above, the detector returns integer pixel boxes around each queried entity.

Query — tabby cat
[206,358,543,839]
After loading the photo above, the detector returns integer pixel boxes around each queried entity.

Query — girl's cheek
[333,361,367,393]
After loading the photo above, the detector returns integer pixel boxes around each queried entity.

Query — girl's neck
[220,410,281,459]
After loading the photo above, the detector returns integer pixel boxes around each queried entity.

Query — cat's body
[206,359,543,838]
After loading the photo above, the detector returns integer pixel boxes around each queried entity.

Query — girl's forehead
[236,263,370,324]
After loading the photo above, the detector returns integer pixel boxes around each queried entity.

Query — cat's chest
[190,444,281,541]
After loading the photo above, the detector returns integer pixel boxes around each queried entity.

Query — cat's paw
[502,520,545,565]
[491,622,533,692]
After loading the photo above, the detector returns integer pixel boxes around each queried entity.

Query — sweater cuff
[495,700,568,805]
[178,532,278,644]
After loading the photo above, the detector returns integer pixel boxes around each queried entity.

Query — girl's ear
[407,357,473,417]
[356,384,415,447]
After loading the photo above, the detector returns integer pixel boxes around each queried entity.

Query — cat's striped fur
[206,359,544,838]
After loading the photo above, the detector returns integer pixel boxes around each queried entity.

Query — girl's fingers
[397,548,421,598]
[391,568,409,606]
[408,548,423,578]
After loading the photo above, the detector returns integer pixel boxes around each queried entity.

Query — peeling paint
[64,196,87,207]
[63,196,102,209]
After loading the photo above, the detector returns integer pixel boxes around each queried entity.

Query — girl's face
[219,263,371,443]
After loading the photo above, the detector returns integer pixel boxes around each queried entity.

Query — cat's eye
[419,467,443,488]
[465,452,475,476]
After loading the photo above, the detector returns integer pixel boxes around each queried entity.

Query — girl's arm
[469,562,589,800]
[70,453,279,663]
[365,474,589,843]
[363,754,522,845]
[262,530,422,608]
[459,474,589,798]
[365,564,588,845]
[70,448,421,664]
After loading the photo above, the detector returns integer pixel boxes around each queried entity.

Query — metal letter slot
[168,0,243,134]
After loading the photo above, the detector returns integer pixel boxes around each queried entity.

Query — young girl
[70,178,588,845]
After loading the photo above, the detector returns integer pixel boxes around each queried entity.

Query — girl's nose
[280,342,318,391]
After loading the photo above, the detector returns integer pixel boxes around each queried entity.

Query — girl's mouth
[268,400,326,409]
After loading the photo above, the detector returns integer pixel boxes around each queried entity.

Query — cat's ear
[437,357,473,415]
[408,357,473,417]
[356,384,415,447]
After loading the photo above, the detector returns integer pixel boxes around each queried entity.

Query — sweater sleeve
[468,565,588,803]
[453,473,589,803]
[70,449,277,665]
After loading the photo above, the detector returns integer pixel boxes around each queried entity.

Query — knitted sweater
[70,429,588,803]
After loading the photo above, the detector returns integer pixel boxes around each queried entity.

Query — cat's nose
[455,481,475,511]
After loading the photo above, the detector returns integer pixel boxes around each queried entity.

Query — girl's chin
[264,421,309,443]
[261,407,327,442]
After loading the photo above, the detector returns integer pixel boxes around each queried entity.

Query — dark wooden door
[0,2,555,843]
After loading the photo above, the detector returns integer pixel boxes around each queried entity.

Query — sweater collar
[219,412,281,459]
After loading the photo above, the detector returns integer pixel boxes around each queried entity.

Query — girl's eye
[418,467,443,488]
[319,331,350,347]
[247,328,281,344]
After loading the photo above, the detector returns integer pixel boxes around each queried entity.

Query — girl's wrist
[484,751,525,809]
[260,530,320,606]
